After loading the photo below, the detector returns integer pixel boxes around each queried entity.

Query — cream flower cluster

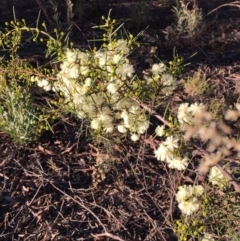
[208,166,229,189]
[201,234,215,241]
[31,39,152,139]
[116,100,150,141]
[154,135,189,170]
[155,125,165,137]
[177,102,205,125]
[31,76,52,91]
[146,62,178,96]
[94,39,134,80]
[176,185,204,215]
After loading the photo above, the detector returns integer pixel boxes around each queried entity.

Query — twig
[27,183,43,206]
[216,163,240,193]
[0,147,17,168]
[71,22,93,51]
[132,97,170,126]
[206,1,240,16]
[49,181,126,240]
[49,181,107,232]
[91,232,126,241]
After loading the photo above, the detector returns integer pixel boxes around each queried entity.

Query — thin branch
[49,181,107,232]
[132,97,170,126]
[49,181,126,240]
[91,232,126,241]
[216,163,240,193]
[206,1,240,16]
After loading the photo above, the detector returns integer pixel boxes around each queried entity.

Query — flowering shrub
[0,11,239,241]
[31,15,179,142]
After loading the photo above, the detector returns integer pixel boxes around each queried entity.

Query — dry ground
[0,0,240,240]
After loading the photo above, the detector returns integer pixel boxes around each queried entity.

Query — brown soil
[0,1,240,240]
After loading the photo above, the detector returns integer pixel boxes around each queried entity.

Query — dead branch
[207,1,240,16]
[91,232,126,241]
[132,97,170,126]
[49,181,126,240]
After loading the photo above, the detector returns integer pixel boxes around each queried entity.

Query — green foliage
[0,75,41,144]
[231,231,240,241]
[168,48,185,77]
[174,189,240,241]
[205,191,240,239]
[1,18,66,60]
[0,16,67,144]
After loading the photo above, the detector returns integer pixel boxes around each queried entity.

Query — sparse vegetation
[183,69,210,97]
[1,1,240,241]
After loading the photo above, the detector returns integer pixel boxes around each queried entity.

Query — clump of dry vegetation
[183,69,210,96]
